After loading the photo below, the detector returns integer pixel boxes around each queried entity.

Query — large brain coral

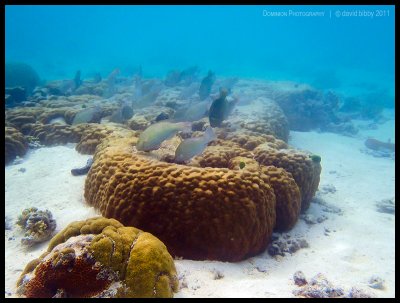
[84,137,277,262]
[16,217,178,298]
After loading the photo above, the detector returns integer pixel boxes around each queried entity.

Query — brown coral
[190,144,252,168]
[254,143,321,211]
[74,124,135,155]
[84,138,277,262]
[23,123,81,145]
[228,157,301,231]
[5,126,28,164]
[260,166,301,231]
[16,217,178,298]
[127,115,151,131]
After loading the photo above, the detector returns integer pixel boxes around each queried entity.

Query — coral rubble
[16,207,56,246]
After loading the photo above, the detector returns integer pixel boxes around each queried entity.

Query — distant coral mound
[5,62,40,94]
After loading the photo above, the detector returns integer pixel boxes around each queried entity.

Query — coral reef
[228,157,301,231]
[190,144,252,168]
[16,207,56,246]
[74,124,135,155]
[254,143,321,211]
[292,273,344,298]
[5,62,40,95]
[84,137,277,262]
[267,233,309,256]
[292,272,374,298]
[258,81,358,135]
[260,166,301,231]
[5,86,27,107]
[5,126,29,165]
[16,217,178,298]
[4,77,323,265]
[127,115,151,130]
[22,123,81,146]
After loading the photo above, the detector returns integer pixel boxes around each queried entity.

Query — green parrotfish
[136,121,191,152]
[174,126,216,163]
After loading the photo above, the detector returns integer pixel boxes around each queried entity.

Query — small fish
[183,99,211,121]
[109,104,134,123]
[208,88,237,127]
[365,138,395,153]
[175,126,216,163]
[199,70,216,100]
[72,105,102,125]
[134,89,160,108]
[74,70,82,89]
[136,121,191,152]
[107,68,120,84]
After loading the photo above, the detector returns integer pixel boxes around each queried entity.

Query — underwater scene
[5,4,395,298]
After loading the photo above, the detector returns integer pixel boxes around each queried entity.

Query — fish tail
[180,122,192,132]
[204,126,216,143]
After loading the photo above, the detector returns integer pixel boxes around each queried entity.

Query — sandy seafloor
[5,110,395,298]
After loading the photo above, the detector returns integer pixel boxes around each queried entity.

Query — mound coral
[5,126,29,164]
[16,207,56,246]
[84,137,277,262]
[260,166,301,231]
[254,143,321,211]
[23,123,81,146]
[5,62,40,94]
[16,217,178,298]
[190,144,253,168]
[74,124,135,155]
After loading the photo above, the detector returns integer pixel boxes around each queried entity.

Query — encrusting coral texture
[16,217,179,298]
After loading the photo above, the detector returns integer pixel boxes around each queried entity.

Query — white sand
[5,117,395,298]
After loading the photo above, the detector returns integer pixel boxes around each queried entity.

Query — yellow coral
[16,217,178,298]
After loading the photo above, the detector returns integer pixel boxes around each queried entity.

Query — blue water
[5,5,395,103]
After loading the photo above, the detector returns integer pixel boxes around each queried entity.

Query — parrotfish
[72,105,102,125]
[199,70,216,100]
[136,121,191,152]
[180,99,211,122]
[365,138,395,153]
[208,88,238,127]
[109,104,134,123]
[174,126,216,163]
